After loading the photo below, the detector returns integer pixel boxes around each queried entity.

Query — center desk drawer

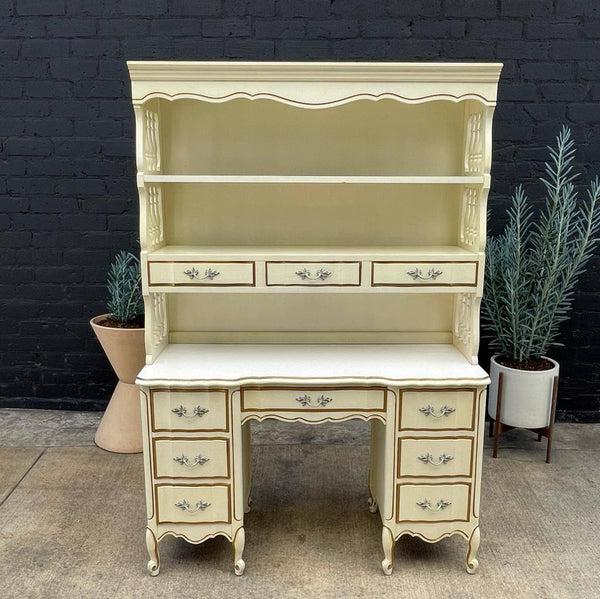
[153,438,230,479]
[399,389,477,431]
[155,483,231,525]
[371,261,477,287]
[397,437,474,478]
[241,386,387,412]
[150,389,229,432]
[266,261,361,286]
[148,261,255,286]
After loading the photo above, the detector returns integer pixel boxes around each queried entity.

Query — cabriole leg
[466,526,480,574]
[146,528,160,576]
[381,526,395,575]
[233,527,246,576]
[367,495,378,514]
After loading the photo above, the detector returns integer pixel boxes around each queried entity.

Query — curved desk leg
[233,527,246,576]
[381,526,395,575]
[146,528,160,576]
[466,526,480,574]
[367,495,378,514]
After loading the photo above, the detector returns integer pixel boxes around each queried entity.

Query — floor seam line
[0,447,47,507]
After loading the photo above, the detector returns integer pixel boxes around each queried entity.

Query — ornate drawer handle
[296,394,333,408]
[295,268,332,281]
[416,498,452,512]
[171,405,210,418]
[184,267,220,281]
[173,454,210,467]
[175,499,211,513]
[419,405,456,418]
[418,453,454,466]
[407,267,443,281]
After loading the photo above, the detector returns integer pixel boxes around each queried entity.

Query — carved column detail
[147,185,164,251]
[459,186,479,252]
[151,293,167,351]
[464,110,484,173]
[144,108,161,172]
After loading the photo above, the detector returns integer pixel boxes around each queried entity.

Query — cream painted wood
[397,437,473,478]
[130,61,501,577]
[399,389,477,431]
[153,438,229,479]
[151,389,228,432]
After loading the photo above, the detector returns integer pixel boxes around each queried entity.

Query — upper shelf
[128,61,503,107]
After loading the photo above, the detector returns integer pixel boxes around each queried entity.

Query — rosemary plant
[482,126,600,364]
[106,251,144,326]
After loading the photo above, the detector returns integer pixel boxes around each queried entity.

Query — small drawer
[155,483,231,525]
[153,438,230,479]
[396,483,471,523]
[266,261,361,286]
[371,261,477,287]
[150,389,229,433]
[241,386,386,413]
[399,388,477,431]
[148,261,255,286]
[397,436,474,478]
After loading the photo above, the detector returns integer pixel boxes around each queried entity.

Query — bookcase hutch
[130,61,502,577]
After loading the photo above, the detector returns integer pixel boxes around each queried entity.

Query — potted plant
[483,126,600,431]
[90,251,145,453]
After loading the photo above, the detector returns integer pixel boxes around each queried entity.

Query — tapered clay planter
[91,315,146,453]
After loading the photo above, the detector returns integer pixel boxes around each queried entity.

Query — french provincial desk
[129,61,501,576]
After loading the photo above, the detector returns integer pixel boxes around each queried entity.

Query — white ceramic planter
[488,355,559,429]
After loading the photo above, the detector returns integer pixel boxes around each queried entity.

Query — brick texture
[2,1,600,420]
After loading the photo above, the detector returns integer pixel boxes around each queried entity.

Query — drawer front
[241,386,386,412]
[266,261,361,286]
[153,438,229,479]
[151,389,229,432]
[148,261,255,286]
[371,261,477,287]
[156,484,230,524]
[397,437,474,478]
[396,483,471,523]
[399,389,477,431]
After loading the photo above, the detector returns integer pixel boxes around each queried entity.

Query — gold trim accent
[241,412,386,425]
[148,260,256,287]
[156,529,233,544]
[394,529,471,543]
[265,260,362,287]
[395,482,472,524]
[140,389,156,521]
[371,260,478,287]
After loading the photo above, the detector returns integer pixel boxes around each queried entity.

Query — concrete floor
[0,409,599,599]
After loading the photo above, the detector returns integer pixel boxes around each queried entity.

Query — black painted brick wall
[2,1,600,420]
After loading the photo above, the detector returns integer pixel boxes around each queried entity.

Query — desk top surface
[136,344,489,388]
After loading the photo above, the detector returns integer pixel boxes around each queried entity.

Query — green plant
[106,251,144,326]
[482,126,600,363]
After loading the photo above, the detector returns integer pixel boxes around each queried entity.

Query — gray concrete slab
[0,447,44,504]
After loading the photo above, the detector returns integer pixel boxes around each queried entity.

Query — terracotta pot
[91,314,146,453]
[488,355,559,429]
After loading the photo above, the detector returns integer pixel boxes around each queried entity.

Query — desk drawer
[266,261,361,286]
[153,438,230,479]
[399,389,477,431]
[397,437,473,478]
[148,261,255,286]
[241,386,386,412]
[156,484,231,525]
[371,261,477,287]
[396,483,471,523]
[151,389,229,432]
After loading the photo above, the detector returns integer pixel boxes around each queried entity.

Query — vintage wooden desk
[130,61,501,576]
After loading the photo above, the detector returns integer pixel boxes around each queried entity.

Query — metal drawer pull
[407,267,443,281]
[175,499,211,513]
[416,498,452,512]
[419,405,456,418]
[295,267,332,281]
[418,453,454,466]
[173,454,210,467]
[296,394,333,407]
[171,405,210,418]
[183,267,220,281]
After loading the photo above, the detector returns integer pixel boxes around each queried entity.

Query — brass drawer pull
[184,267,220,281]
[175,499,211,513]
[296,394,333,407]
[295,267,332,281]
[416,498,451,512]
[417,453,454,466]
[419,404,456,418]
[173,454,210,467]
[171,405,210,418]
[407,267,443,281]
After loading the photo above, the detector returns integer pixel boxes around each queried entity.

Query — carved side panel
[459,186,479,252]
[147,185,164,251]
[453,293,480,364]
[464,110,484,174]
[145,293,168,363]
[144,107,161,172]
